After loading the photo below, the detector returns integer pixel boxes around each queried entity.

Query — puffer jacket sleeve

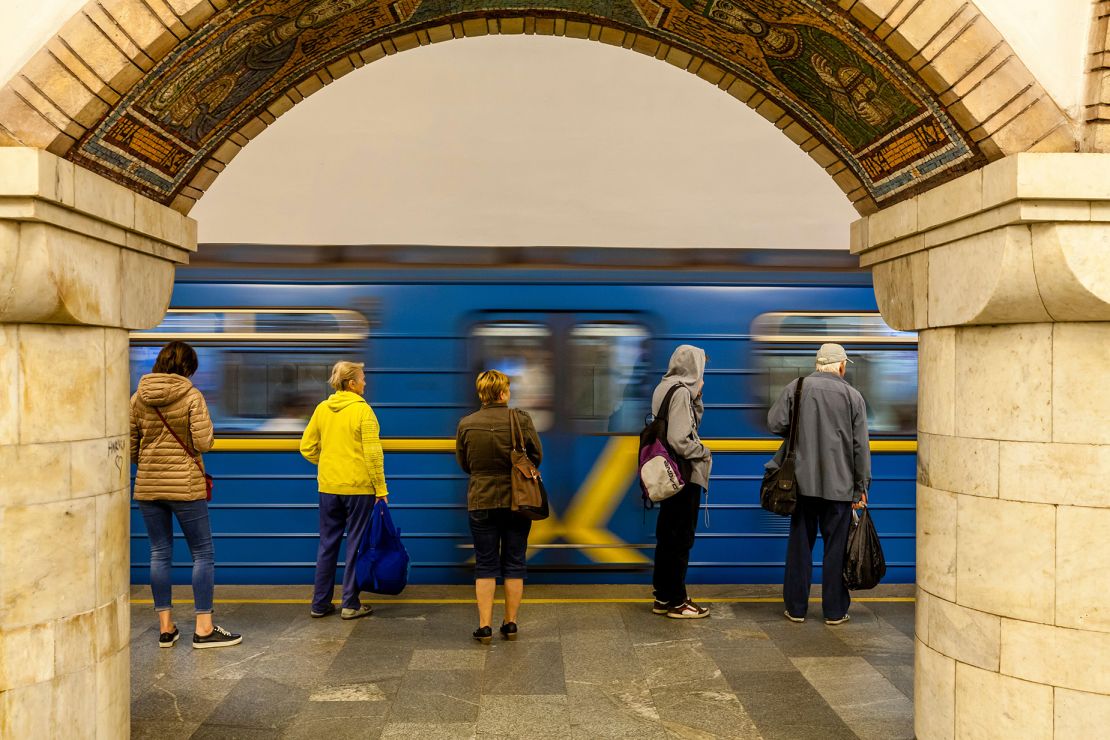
[360,405,389,497]
[188,389,215,453]
[130,393,141,465]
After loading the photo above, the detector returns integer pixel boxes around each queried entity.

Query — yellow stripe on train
[211,438,916,453]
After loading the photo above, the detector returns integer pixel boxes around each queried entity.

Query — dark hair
[152,341,198,377]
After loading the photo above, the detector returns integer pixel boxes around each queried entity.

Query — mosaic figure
[145,0,364,143]
[685,0,920,150]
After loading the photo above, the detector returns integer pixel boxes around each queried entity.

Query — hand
[852,492,868,510]
[379,496,389,505]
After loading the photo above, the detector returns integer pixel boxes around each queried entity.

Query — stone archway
[1,2,1106,739]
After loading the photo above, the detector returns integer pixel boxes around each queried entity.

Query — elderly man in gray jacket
[768,343,871,625]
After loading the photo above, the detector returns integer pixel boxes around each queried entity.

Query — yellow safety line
[130,596,914,605]
[212,438,916,453]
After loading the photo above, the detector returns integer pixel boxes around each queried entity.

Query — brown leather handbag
[509,408,548,520]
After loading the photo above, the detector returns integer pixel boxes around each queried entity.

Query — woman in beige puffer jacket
[131,341,241,649]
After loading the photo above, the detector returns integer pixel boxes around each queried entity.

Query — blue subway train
[129,246,917,586]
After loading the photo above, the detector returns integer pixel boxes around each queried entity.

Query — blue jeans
[469,508,531,580]
[138,499,214,614]
[313,493,374,611]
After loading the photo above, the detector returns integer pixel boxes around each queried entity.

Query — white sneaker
[824,614,850,626]
[784,610,805,623]
[667,600,710,619]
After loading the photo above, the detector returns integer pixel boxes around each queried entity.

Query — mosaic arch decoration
[68,0,984,207]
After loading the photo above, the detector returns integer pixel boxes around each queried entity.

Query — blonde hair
[476,370,510,405]
[329,361,365,391]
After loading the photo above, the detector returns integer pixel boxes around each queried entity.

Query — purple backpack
[638,385,691,506]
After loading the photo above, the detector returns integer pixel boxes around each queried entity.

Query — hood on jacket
[326,390,366,412]
[137,373,195,408]
[662,344,706,395]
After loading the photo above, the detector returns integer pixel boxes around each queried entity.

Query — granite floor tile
[327,643,413,687]
[131,678,237,723]
[409,648,488,671]
[481,641,565,695]
[390,669,482,723]
[565,681,664,738]
[556,603,627,635]
[476,694,571,737]
[281,715,385,739]
[792,657,914,739]
[863,601,917,640]
[190,724,280,739]
[380,721,477,739]
[650,677,761,739]
[632,637,721,690]
[130,720,201,739]
[725,670,857,740]
[200,676,307,731]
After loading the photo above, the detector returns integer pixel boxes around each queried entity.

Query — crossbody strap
[784,377,805,458]
[153,406,204,475]
[509,407,526,452]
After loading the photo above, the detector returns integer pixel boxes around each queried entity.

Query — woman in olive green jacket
[455,370,542,643]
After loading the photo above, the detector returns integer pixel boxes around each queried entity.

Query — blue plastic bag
[354,498,410,595]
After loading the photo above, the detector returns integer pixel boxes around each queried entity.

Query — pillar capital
[852,153,1110,331]
[0,148,195,329]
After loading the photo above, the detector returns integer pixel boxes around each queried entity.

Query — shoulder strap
[153,406,205,474]
[784,377,805,458]
[656,383,684,422]
[509,408,526,452]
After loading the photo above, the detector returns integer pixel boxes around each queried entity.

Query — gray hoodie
[651,345,712,491]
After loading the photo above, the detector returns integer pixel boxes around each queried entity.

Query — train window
[131,309,370,434]
[752,312,916,343]
[752,312,917,436]
[471,323,554,431]
[569,323,651,433]
[129,346,349,433]
[130,309,370,341]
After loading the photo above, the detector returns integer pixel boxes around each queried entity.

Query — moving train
[129,245,917,586]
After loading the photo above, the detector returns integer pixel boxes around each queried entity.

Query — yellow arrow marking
[527,436,647,565]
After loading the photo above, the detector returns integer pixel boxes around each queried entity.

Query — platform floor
[129,584,916,739]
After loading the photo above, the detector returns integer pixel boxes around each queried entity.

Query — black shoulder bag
[760,377,804,517]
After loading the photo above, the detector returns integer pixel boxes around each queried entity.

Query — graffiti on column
[68,0,981,207]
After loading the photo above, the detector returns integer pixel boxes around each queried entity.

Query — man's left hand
[852,492,868,510]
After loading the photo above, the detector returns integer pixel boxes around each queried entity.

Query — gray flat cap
[816,343,852,364]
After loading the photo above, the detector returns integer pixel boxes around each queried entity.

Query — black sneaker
[473,626,493,645]
[158,626,179,648]
[500,622,518,641]
[824,614,850,626]
[667,600,710,619]
[310,603,336,618]
[652,600,669,615]
[192,625,242,649]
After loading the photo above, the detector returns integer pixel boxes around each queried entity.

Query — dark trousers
[784,495,852,619]
[313,493,373,611]
[469,508,532,580]
[652,483,702,606]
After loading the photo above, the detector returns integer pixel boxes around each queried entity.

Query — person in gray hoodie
[650,345,713,619]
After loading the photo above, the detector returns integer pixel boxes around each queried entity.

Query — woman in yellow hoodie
[300,361,389,619]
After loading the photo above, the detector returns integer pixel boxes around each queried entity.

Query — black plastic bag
[843,507,886,590]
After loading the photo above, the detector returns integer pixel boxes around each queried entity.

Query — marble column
[0,149,193,737]
[853,153,1110,739]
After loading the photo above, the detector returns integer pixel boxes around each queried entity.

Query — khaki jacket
[130,374,214,501]
[455,403,542,510]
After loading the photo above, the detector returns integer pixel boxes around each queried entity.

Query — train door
[469,313,654,580]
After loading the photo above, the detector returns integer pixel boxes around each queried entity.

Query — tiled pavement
[129,585,916,739]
